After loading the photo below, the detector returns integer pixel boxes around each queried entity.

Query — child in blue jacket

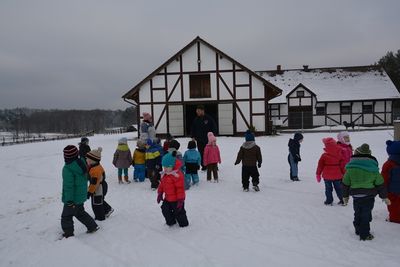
[183,140,202,189]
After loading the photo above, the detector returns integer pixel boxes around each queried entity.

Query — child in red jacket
[157,151,189,227]
[381,140,400,223]
[203,132,221,182]
[316,137,345,206]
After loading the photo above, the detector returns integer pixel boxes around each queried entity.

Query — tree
[378,50,400,90]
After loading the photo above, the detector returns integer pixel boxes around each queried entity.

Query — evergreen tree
[378,50,400,90]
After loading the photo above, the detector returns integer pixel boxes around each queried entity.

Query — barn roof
[122,36,282,102]
[258,65,400,104]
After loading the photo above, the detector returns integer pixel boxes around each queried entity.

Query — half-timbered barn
[256,65,400,129]
[122,36,282,137]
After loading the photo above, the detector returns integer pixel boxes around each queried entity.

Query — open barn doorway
[185,103,218,136]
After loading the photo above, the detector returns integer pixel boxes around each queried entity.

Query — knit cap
[294,132,304,141]
[86,147,102,162]
[142,112,152,122]
[355,143,371,155]
[137,139,146,148]
[386,140,400,155]
[337,131,350,144]
[208,132,216,144]
[188,140,197,149]
[245,130,255,142]
[63,145,79,160]
[162,152,176,168]
[80,137,89,144]
[118,137,128,145]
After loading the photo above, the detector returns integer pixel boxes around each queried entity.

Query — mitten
[316,174,321,183]
[157,193,163,204]
[176,200,184,210]
[383,198,391,206]
[343,197,349,206]
[257,162,262,168]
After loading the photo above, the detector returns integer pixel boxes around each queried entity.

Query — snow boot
[243,188,249,192]
[253,185,260,192]
[124,175,131,184]
[324,201,333,206]
[360,234,374,241]
[86,226,100,234]
[118,176,123,184]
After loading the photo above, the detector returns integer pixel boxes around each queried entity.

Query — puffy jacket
[235,141,262,167]
[88,163,106,196]
[203,144,221,166]
[113,144,132,168]
[337,142,353,166]
[62,158,88,205]
[183,149,202,165]
[288,139,301,162]
[190,114,217,144]
[158,160,185,202]
[381,154,400,194]
[316,143,345,180]
[342,155,387,199]
[133,148,146,165]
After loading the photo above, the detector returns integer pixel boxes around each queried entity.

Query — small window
[296,91,305,97]
[316,106,325,115]
[363,104,373,114]
[341,105,352,114]
[190,74,211,98]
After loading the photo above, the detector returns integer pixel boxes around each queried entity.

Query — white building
[123,36,282,136]
[257,65,400,129]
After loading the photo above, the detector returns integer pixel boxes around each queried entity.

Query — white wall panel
[326,103,340,113]
[167,59,180,73]
[364,114,373,124]
[236,71,249,84]
[219,57,233,70]
[152,75,164,88]
[236,87,250,99]
[375,101,385,112]
[167,75,181,102]
[252,101,265,113]
[199,43,216,71]
[252,116,265,132]
[353,102,362,113]
[289,98,300,106]
[139,82,151,102]
[182,45,197,72]
[168,105,184,136]
[252,78,265,98]
[218,103,234,135]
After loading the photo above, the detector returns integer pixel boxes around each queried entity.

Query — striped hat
[63,145,79,160]
[87,147,103,162]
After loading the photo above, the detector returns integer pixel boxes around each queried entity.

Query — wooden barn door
[288,106,312,129]
[168,105,184,136]
[218,103,234,135]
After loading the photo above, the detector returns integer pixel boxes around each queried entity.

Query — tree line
[379,49,400,90]
[0,107,137,135]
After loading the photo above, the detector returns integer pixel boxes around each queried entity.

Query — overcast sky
[1,0,399,110]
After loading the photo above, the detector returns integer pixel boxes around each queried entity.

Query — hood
[242,141,256,149]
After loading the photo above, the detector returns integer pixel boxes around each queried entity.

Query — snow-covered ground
[1,130,399,267]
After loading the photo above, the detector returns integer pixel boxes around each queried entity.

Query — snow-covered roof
[257,66,400,104]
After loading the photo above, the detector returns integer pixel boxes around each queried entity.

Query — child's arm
[234,147,243,165]
[217,146,221,164]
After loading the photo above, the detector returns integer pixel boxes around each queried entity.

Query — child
[288,132,303,181]
[381,140,400,223]
[337,131,353,166]
[113,137,132,184]
[316,137,345,205]
[132,139,146,182]
[162,133,173,154]
[61,145,98,238]
[145,138,162,190]
[78,137,91,160]
[183,140,202,189]
[234,130,262,192]
[342,143,391,241]
[86,147,114,221]
[157,151,189,227]
[203,132,221,182]
[168,139,185,173]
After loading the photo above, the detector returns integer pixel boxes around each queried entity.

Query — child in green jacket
[342,143,390,241]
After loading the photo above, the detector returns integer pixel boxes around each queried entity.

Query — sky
[0,0,399,110]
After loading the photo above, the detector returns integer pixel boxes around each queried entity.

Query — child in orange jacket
[157,151,189,227]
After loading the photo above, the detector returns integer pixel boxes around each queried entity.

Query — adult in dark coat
[78,137,91,160]
[190,105,217,170]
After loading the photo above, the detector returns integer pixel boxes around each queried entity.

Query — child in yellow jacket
[132,139,146,182]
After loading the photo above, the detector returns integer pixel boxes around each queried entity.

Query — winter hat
[137,139,146,148]
[322,137,336,147]
[169,139,180,150]
[188,140,197,149]
[245,130,255,142]
[355,143,371,155]
[166,133,173,141]
[294,132,304,141]
[142,112,152,122]
[63,145,79,160]
[146,138,153,146]
[207,132,216,144]
[80,137,89,144]
[118,137,128,145]
[386,140,400,155]
[86,147,102,162]
[337,131,350,144]
[162,152,176,168]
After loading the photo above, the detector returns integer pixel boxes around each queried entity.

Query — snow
[259,67,400,104]
[1,130,400,267]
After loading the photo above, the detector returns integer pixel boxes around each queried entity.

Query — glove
[234,161,239,165]
[176,200,184,211]
[257,162,262,168]
[66,201,75,208]
[157,193,163,204]
[383,198,391,205]
[343,197,349,206]
[316,174,321,183]
[296,155,302,162]
[87,192,93,199]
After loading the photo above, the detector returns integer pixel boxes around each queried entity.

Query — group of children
[62,130,400,241]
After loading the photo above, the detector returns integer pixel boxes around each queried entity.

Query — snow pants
[61,204,98,235]
[324,179,343,204]
[353,196,375,239]
[134,164,146,182]
[242,166,260,190]
[387,193,400,223]
[185,174,200,189]
[161,200,189,227]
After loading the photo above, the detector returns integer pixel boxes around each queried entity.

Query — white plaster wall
[139,82,151,103]
[375,114,385,124]
[252,116,265,132]
[387,101,392,112]
[167,59,180,73]
[289,98,300,106]
[280,104,288,115]
[236,71,249,84]
[153,90,166,103]
[326,103,340,113]
[167,75,182,102]
[252,101,265,113]
[386,113,392,122]
[342,115,351,123]
[327,115,340,125]
[313,116,325,126]
[364,114,373,124]
[199,43,216,71]
[301,98,312,106]
[252,78,265,99]
[219,72,234,100]
[168,105,184,136]
[181,45,198,72]
[353,102,362,113]
[182,73,217,102]
[153,104,166,132]
[219,56,233,70]
[236,87,250,99]
[236,102,250,132]
[140,104,152,116]
[152,75,165,88]
[375,101,384,112]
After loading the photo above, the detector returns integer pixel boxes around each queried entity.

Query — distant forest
[379,49,400,90]
[0,107,137,135]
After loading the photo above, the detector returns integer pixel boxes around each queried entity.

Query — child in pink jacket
[337,131,353,167]
[203,132,221,182]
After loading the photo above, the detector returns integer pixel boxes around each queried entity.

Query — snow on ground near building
[1,130,399,267]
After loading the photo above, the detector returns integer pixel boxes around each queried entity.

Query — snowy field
[1,130,399,267]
